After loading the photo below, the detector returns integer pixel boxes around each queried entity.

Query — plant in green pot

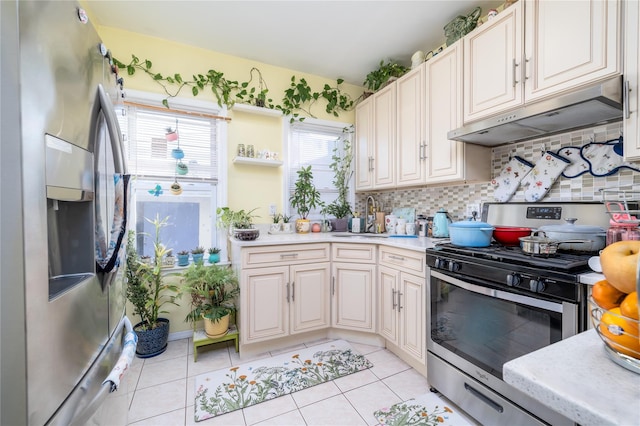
[180,263,239,338]
[290,165,323,233]
[125,216,180,358]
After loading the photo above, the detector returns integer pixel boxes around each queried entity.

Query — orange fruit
[599,307,640,359]
[591,279,627,310]
[620,292,639,320]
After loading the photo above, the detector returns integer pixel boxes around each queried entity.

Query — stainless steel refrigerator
[1,1,136,424]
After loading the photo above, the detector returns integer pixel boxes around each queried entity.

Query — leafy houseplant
[363,60,410,92]
[216,207,260,241]
[289,166,323,233]
[323,128,354,231]
[125,216,180,357]
[180,263,240,337]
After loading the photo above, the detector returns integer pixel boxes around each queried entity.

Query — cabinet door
[378,265,398,344]
[463,1,524,122]
[425,41,464,183]
[624,0,640,161]
[332,263,375,332]
[373,83,396,189]
[290,262,330,334]
[241,266,288,344]
[399,272,425,363]
[396,65,425,186]
[525,0,620,102]
[355,97,373,190]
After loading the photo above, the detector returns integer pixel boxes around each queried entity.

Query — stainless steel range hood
[447,76,623,147]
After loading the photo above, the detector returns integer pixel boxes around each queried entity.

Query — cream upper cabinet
[624,0,640,161]
[396,66,425,186]
[355,82,396,191]
[464,0,620,123]
[331,244,376,333]
[426,41,491,183]
[355,97,374,190]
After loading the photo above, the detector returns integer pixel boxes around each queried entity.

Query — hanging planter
[170,181,182,195]
[171,147,184,159]
[176,161,189,175]
[165,130,178,142]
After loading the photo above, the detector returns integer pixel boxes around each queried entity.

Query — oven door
[427,269,579,425]
[428,269,578,381]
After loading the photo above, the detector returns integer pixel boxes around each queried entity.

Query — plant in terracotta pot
[180,263,239,338]
[290,165,323,233]
[125,216,180,358]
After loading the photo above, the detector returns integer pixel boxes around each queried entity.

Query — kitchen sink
[331,232,388,238]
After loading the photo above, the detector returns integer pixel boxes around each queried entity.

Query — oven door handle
[430,270,564,314]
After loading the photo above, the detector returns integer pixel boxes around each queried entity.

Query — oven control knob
[506,273,521,287]
[435,258,448,270]
[529,278,546,293]
[448,261,460,272]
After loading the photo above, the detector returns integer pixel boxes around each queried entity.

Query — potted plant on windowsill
[290,165,323,233]
[208,247,221,264]
[191,246,205,265]
[323,129,354,232]
[177,250,190,267]
[180,263,240,338]
[125,216,180,358]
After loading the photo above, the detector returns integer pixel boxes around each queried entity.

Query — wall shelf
[233,157,283,167]
[232,103,282,117]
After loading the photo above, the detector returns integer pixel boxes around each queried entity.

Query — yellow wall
[96,26,361,223]
[95,26,362,334]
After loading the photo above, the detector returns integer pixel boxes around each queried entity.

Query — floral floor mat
[374,391,475,426]
[194,340,372,422]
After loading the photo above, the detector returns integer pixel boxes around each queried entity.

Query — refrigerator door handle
[96,84,126,174]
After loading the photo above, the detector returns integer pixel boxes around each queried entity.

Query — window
[286,119,354,221]
[117,91,227,258]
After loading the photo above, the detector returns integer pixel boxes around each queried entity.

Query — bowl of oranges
[590,241,640,374]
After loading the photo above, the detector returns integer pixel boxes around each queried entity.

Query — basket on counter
[589,296,640,374]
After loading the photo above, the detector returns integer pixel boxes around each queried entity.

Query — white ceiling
[85,0,504,86]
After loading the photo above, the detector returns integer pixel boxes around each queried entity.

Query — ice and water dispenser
[45,134,95,299]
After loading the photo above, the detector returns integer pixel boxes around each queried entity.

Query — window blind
[118,106,219,182]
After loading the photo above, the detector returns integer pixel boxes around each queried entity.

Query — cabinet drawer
[379,246,425,276]
[242,243,330,268]
[332,243,376,263]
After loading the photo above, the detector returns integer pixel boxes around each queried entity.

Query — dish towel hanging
[520,151,571,202]
[491,156,534,202]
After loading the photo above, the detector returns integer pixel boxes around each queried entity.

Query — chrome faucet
[365,195,377,233]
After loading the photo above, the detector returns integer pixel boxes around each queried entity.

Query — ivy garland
[113,55,360,122]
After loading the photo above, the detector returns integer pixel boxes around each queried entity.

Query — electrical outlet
[466,203,480,218]
[269,204,277,216]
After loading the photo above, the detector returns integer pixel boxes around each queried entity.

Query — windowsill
[158,260,231,273]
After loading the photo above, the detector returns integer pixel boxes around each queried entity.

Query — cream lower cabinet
[378,246,426,363]
[331,243,376,332]
[240,244,331,344]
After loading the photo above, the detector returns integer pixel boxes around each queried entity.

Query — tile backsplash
[355,122,640,220]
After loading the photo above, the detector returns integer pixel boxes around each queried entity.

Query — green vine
[113,55,357,122]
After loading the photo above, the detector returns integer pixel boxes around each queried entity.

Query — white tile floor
[123,337,444,425]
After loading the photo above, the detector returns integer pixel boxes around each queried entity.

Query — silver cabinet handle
[389,255,406,261]
[280,253,298,259]
[512,58,520,87]
[392,289,397,310]
[397,291,403,312]
[332,277,335,296]
[625,79,631,119]
[286,282,290,304]
[524,57,530,81]
[291,281,295,302]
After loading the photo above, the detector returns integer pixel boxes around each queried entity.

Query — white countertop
[504,329,640,426]
[229,229,438,253]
